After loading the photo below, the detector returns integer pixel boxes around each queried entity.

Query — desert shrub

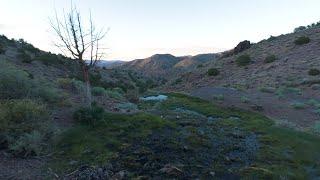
[89,71,102,87]
[314,121,320,134]
[308,69,320,76]
[236,54,251,66]
[126,89,140,103]
[9,131,44,156]
[0,61,33,99]
[73,104,105,126]
[264,55,277,63]
[307,99,320,108]
[276,87,302,99]
[18,50,32,63]
[116,103,138,112]
[0,44,5,54]
[197,64,204,68]
[213,94,224,101]
[57,78,72,89]
[259,86,276,93]
[207,68,220,76]
[34,86,63,103]
[92,87,106,96]
[57,78,85,93]
[0,99,51,156]
[290,102,306,109]
[106,89,124,100]
[240,96,250,103]
[294,36,310,45]
[294,26,307,33]
[34,53,64,66]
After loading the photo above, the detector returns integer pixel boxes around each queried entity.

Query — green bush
[264,55,277,63]
[0,99,51,156]
[240,96,250,103]
[207,68,220,76]
[57,78,85,93]
[197,64,204,68]
[18,50,32,63]
[73,104,105,126]
[92,87,106,96]
[10,131,44,156]
[0,44,5,54]
[106,89,124,100]
[35,86,63,103]
[34,53,63,66]
[0,61,33,99]
[236,54,251,66]
[290,102,306,109]
[309,69,320,76]
[294,36,310,45]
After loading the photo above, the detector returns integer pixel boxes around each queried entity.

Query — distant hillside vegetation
[120,53,218,79]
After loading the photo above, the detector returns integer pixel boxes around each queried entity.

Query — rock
[111,170,128,180]
[159,164,183,176]
[234,40,251,54]
[311,84,320,90]
[68,160,78,166]
[209,171,216,177]
[251,104,264,111]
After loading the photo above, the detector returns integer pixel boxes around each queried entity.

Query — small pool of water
[140,95,168,101]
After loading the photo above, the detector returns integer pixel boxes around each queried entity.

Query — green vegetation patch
[236,54,251,66]
[207,68,220,76]
[264,55,277,63]
[160,93,320,179]
[51,111,173,173]
[309,68,320,76]
[0,99,54,157]
[294,36,310,45]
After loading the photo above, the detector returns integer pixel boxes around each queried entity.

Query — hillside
[163,26,320,131]
[121,53,217,79]
[1,27,320,179]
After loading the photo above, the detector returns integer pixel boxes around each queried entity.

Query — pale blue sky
[1,0,319,60]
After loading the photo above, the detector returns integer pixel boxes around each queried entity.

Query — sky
[1,0,320,61]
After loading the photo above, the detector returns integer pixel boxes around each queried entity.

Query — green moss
[50,112,173,173]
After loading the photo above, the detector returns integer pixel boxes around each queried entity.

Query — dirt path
[191,86,320,130]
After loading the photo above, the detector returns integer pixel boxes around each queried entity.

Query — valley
[1,14,320,180]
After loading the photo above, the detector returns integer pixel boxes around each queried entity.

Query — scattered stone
[68,160,78,166]
[159,164,183,176]
[111,170,128,180]
[251,104,264,111]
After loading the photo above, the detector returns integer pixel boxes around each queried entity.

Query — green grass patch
[50,112,173,173]
[161,93,320,179]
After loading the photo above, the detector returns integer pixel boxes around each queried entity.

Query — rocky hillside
[121,53,217,79]
[168,27,320,91]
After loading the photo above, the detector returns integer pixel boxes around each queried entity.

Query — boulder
[234,40,251,54]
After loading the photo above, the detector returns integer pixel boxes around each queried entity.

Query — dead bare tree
[50,5,107,106]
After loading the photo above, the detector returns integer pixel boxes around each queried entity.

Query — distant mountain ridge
[96,60,125,68]
[120,53,218,79]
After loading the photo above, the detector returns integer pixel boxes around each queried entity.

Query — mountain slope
[169,27,320,91]
[121,53,217,79]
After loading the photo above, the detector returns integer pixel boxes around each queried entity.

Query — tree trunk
[82,65,92,107]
